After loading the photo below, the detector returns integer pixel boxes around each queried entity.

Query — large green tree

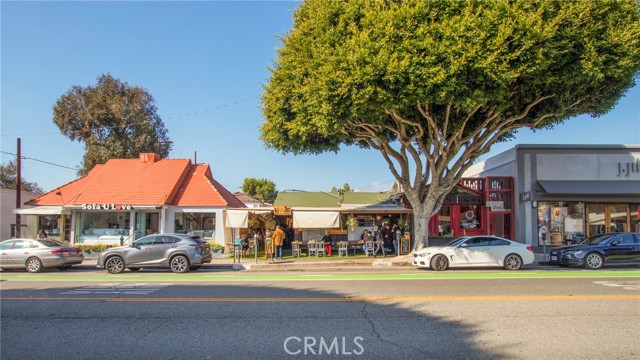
[0,161,44,193]
[242,178,278,203]
[53,74,172,175]
[261,0,640,250]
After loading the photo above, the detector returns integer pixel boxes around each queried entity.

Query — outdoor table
[348,240,365,255]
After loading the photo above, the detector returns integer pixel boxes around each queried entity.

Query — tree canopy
[261,0,640,249]
[0,161,44,193]
[331,183,353,193]
[242,178,278,203]
[53,74,172,175]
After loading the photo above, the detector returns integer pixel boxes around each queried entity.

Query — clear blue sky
[2,1,639,194]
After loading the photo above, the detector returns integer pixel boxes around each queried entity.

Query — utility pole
[15,138,22,237]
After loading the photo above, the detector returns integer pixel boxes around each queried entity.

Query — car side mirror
[459,243,468,248]
[611,240,619,246]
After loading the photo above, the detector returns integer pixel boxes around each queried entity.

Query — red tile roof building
[23,154,244,245]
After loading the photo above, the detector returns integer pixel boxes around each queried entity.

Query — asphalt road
[1,269,639,360]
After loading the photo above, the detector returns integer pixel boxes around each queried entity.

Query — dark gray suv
[97,233,212,273]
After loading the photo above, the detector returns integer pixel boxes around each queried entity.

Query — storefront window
[609,205,628,233]
[460,205,481,230]
[538,202,585,246]
[631,205,640,233]
[438,207,453,237]
[587,204,633,236]
[78,212,130,243]
[38,215,60,236]
[174,212,216,239]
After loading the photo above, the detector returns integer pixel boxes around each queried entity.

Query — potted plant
[345,216,358,231]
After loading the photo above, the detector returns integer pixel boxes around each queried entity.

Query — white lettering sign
[486,201,504,211]
[81,204,132,211]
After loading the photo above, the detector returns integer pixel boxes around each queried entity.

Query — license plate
[551,255,557,261]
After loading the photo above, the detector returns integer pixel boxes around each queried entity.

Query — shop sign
[519,191,531,202]
[274,206,291,215]
[81,203,132,211]
[486,201,504,211]
[617,160,639,177]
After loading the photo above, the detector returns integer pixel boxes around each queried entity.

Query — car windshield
[37,240,66,247]
[447,237,469,247]
[580,234,614,245]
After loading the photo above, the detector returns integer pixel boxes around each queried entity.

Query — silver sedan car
[0,238,84,272]
[97,233,213,274]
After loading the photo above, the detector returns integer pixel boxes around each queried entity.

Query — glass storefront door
[586,204,629,236]
[135,212,159,239]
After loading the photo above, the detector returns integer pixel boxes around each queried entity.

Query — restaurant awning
[537,180,640,195]
[13,206,71,215]
[292,211,340,228]
[224,208,274,228]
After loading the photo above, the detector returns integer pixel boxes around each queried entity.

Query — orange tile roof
[26,155,244,208]
[171,164,245,207]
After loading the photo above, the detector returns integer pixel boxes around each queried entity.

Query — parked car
[97,233,212,274]
[412,235,535,271]
[548,232,640,269]
[0,238,84,272]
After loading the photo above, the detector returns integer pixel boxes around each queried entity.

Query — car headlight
[565,250,583,255]
[416,252,430,258]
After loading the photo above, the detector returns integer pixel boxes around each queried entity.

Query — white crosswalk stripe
[60,283,170,295]
[593,280,640,291]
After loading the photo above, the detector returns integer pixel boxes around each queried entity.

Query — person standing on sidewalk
[272,225,286,260]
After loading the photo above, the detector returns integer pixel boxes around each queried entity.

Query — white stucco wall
[1,189,38,240]
[165,207,229,245]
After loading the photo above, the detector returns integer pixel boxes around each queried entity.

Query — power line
[0,151,77,170]
[1,97,259,138]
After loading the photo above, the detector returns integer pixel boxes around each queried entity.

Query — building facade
[464,145,640,248]
[17,153,245,246]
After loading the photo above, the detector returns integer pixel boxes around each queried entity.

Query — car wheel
[430,254,448,271]
[503,253,523,270]
[127,267,141,272]
[170,255,189,273]
[26,257,43,273]
[584,252,604,270]
[189,265,201,271]
[105,256,125,274]
[57,265,70,271]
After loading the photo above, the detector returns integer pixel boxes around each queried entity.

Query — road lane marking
[3,295,639,302]
[593,280,640,291]
[59,284,168,295]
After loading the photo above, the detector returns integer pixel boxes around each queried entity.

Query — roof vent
[140,153,160,163]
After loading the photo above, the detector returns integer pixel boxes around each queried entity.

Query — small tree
[0,161,44,193]
[261,0,640,250]
[242,178,278,203]
[53,74,172,175]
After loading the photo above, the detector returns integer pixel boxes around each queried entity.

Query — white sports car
[412,236,535,271]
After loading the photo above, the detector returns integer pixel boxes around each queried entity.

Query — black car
[548,232,640,269]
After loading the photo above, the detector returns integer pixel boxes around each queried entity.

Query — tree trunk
[406,186,443,251]
[412,207,430,250]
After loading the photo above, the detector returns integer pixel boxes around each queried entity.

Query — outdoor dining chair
[364,240,375,256]
[338,241,349,256]
[307,241,318,257]
[291,241,301,258]
[316,241,326,257]
[246,240,256,256]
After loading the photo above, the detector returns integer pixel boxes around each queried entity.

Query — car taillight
[192,244,206,249]
[526,246,533,252]
[51,249,82,255]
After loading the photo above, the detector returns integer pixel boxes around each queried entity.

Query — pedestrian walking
[272,225,286,260]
